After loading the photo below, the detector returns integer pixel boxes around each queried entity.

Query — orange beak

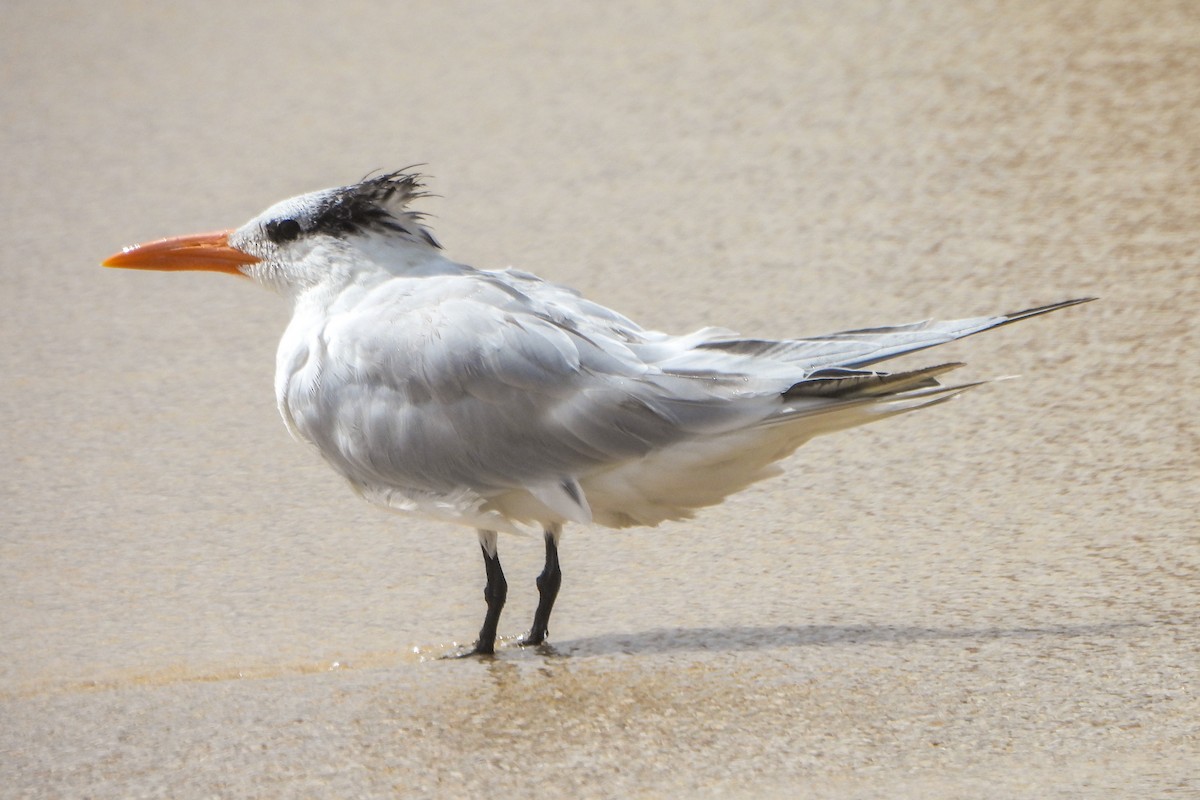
[102,229,260,276]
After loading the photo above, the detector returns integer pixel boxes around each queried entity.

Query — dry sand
[2,2,1197,797]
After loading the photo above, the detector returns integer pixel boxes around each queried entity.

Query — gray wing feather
[694,298,1095,371]
[311,272,1090,502]
[317,286,781,496]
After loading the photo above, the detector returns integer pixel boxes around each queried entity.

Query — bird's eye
[265,218,302,243]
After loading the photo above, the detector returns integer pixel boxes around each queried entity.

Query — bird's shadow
[543,621,1143,658]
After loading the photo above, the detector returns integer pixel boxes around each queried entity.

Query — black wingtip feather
[998,297,1097,326]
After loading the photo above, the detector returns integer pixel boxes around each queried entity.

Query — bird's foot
[518,633,563,657]
[520,623,550,647]
[441,641,498,660]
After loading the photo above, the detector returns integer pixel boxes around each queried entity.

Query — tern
[104,170,1092,655]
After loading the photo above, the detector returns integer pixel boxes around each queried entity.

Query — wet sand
[2,2,1197,797]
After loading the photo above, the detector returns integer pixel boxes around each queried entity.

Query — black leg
[522,525,562,646]
[473,530,507,655]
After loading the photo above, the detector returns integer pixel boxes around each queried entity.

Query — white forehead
[251,187,340,227]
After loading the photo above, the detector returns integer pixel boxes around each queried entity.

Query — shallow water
[2,1,1198,796]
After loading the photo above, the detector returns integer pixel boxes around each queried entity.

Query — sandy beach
[2,2,1197,797]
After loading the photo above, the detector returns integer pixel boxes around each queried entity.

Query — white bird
[104,169,1092,655]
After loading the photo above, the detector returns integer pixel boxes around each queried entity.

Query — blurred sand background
[2,1,1197,797]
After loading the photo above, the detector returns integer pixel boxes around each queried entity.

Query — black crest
[309,169,441,248]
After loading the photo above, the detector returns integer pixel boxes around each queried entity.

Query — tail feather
[830,297,1096,369]
[785,362,965,399]
[577,298,1092,529]
[749,298,1093,440]
[694,297,1095,373]
[770,377,986,429]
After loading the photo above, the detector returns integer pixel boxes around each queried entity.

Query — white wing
[284,272,786,516]
[281,266,1089,529]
